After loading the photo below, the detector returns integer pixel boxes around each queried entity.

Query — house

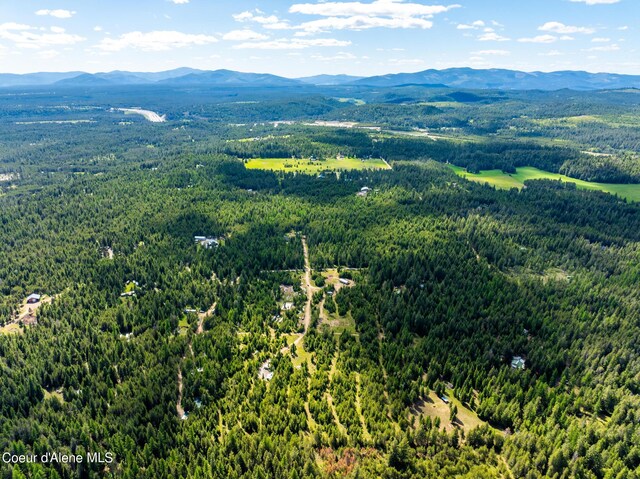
[511,356,526,370]
[202,238,219,249]
[26,294,41,304]
[259,360,274,381]
[281,302,294,311]
[195,236,220,249]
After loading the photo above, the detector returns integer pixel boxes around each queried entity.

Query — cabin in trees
[194,236,220,249]
[511,356,526,370]
[26,294,41,304]
[357,186,371,197]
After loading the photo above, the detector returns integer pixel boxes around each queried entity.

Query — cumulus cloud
[35,9,76,19]
[457,20,485,30]
[233,10,289,29]
[311,51,357,61]
[0,22,85,48]
[289,0,459,17]
[170,0,190,3]
[96,31,218,52]
[569,0,619,4]
[290,0,457,32]
[223,30,268,41]
[591,37,610,42]
[587,43,620,51]
[472,49,510,56]
[295,15,433,33]
[539,50,563,56]
[539,22,595,34]
[518,35,559,44]
[234,1,458,35]
[478,32,509,41]
[233,37,351,50]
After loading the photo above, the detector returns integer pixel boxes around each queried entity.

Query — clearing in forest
[244,157,390,174]
[450,165,640,202]
[412,390,486,435]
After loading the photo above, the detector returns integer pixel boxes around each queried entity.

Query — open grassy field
[412,390,486,435]
[244,157,391,173]
[451,165,640,202]
[531,114,640,128]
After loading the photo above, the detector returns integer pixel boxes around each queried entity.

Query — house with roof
[26,294,41,304]
[511,356,526,370]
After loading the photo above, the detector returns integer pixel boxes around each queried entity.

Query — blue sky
[0,0,637,76]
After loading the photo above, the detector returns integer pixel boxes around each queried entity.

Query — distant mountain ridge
[350,68,640,91]
[0,67,639,90]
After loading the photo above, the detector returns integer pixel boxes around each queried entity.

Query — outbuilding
[26,294,41,304]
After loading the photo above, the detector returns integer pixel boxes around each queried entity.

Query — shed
[26,294,41,304]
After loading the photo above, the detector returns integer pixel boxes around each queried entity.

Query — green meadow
[450,165,640,202]
[244,157,391,173]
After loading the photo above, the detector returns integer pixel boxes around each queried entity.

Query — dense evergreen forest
[1,85,639,479]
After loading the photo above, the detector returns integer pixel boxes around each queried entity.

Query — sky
[0,0,637,76]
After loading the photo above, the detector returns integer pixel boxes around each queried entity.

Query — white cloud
[539,50,563,56]
[223,30,268,41]
[233,11,286,27]
[96,31,218,52]
[591,37,610,42]
[94,26,103,32]
[539,22,595,34]
[279,1,458,33]
[289,1,459,17]
[478,32,509,41]
[569,0,619,4]
[617,26,628,31]
[0,22,84,48]
[472,49,510,56]
[518,35,558,44]
[234,2,456,35]
[296,15,433,33]
[587,43,620,51]
[387,58,425,66]
[311,51,357,61]
[234,37,351,50]
[170,0,190,3]
[457,20,485,30]
[35,9,76,19]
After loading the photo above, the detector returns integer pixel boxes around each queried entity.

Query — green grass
[0,323,22,335]
[532,114,640,128]
[451,165,640,202]
[43,388,64,403]
[178,316,190,335]
[244,157,391,174]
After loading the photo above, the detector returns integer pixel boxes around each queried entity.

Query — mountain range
[1,67,639,91]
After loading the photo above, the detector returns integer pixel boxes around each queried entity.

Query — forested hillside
[1,85,639,479]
